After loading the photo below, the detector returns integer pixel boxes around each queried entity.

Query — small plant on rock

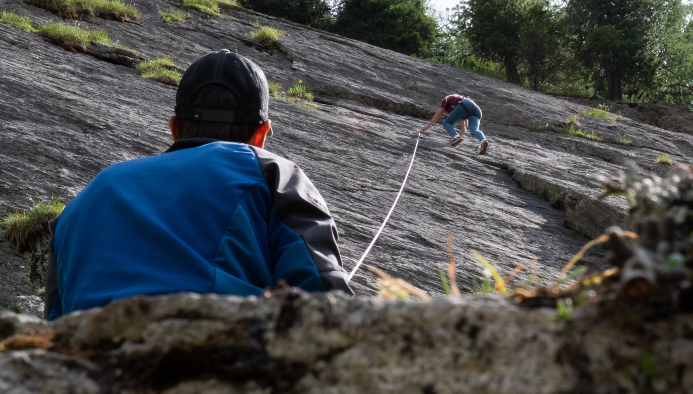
[1,199,64,254]
[566,114,579,126]
[656,154,674,165]
[286,80,313,101]
[562,124,602,142]
[136,57,181,86]
[268,80,282,98]
[549,192,565,210]
[25,0,139,21]
[159,9,191,23]
[617,137,632,146]
[250,25,285,50]
[0,11,36,32]
[579,107,621,120]
[37,22,110,52]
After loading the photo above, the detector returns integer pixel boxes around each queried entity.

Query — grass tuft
[136,57,181,86]
[562,124,602,142]
[250,25,285,50]
[566,114,579,126]
[656,154,674,165]
[549,192,565,210]
[579,107,621,119]
[37,22,110,52]
[617,137,632,146]
[268,79,317,109]
[1,199,64,254]
[0,11,36,32]
[176,0,225,16]
[25,0,139,21]
[159,9,191,23]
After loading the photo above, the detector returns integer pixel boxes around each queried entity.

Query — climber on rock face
[422,94,489,154]
[43,50,354,321]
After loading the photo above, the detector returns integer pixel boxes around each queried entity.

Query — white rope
[347,129,422,283]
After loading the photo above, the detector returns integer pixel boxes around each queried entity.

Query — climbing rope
[347,129,422,283]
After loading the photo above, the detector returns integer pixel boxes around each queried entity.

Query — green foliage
[562,124,602,141]
[460,0,523,84]
[268,79,317,109]
[0,11,36,32]
[136,57,181,86]
[566,113,579,125]
[617,137,632,146]
[178,0,226,16]
[330,0,437,57]
[552,298,574,321]
[579,107,621,119]
[439,268,451,295]
[286,80,314,100]
[656,153,674,165]
[566,0,666,101]
[26,0,139,20]
[250,25,285,49]
[2,199,64,253]
[37,23,110,50]
[472,273,495,294]
[159,9,191,22]
[538,187,549,200]
[240,0,331,28]
[549,192,565,210]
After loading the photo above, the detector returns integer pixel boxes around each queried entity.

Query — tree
[518,0,569,92]
[329,0,438,56]
[240,0,332,28]
[460,0,524,84]
[566,0,666,101]
[653,2,693,107]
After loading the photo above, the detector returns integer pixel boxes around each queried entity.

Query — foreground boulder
[1,290,692,393]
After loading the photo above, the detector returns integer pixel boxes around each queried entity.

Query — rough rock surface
[561,96,693,136]
[1,0,692,298]
[1,291,692,393]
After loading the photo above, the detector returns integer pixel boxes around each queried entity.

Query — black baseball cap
[175,50,272,136]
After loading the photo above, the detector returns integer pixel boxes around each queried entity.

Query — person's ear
[169,115,180,142]
[248,120,271,149]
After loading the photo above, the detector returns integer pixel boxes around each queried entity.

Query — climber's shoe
[479,139,489,155]
[450,136,464,147]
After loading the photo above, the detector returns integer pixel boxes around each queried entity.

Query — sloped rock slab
[1,292,692,393]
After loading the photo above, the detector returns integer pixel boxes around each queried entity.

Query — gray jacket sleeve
[44,216,60,320]
[251,147,354,295]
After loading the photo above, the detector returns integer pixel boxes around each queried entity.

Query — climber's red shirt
[441,95,464,114]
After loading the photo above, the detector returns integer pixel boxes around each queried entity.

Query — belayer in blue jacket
[44,50,354,320]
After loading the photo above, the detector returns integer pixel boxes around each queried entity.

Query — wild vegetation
[37,22,110,52]
[24,0,139,21]
[135,57,181,86]
[173,0,237,16]
[0,11,36,32]
[243,0,693,109]
[562,124,602,141]
[250,25,285,49]
[1,199,64,254]
[159,9,191,23]
[656,153,674,165]
[268,80,318,109]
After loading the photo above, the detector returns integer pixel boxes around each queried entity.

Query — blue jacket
[44,138,353,320]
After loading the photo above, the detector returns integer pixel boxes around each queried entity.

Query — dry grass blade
[504,265,524,284]
[559,231,637,279]
[446,233,461,297]
[472,251,508,294]
[367,266,430,301]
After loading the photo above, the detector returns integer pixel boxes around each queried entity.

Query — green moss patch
[656,154,674,165]
[37,22,110,52]
[136,57,181,86]
[250,25,285,49]
[0,11,36,32]
[1,199,64,254]
[579,107,621,120]
[159,9,191,23]
[25,0,139,21]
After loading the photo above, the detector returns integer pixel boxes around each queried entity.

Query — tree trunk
[504,55,521,85]
[604,64,623,101]
[592,68,600,99]
[534,73,541,93]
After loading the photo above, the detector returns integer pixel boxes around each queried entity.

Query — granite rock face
[1,291,692,393]
[0,0,692,298]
